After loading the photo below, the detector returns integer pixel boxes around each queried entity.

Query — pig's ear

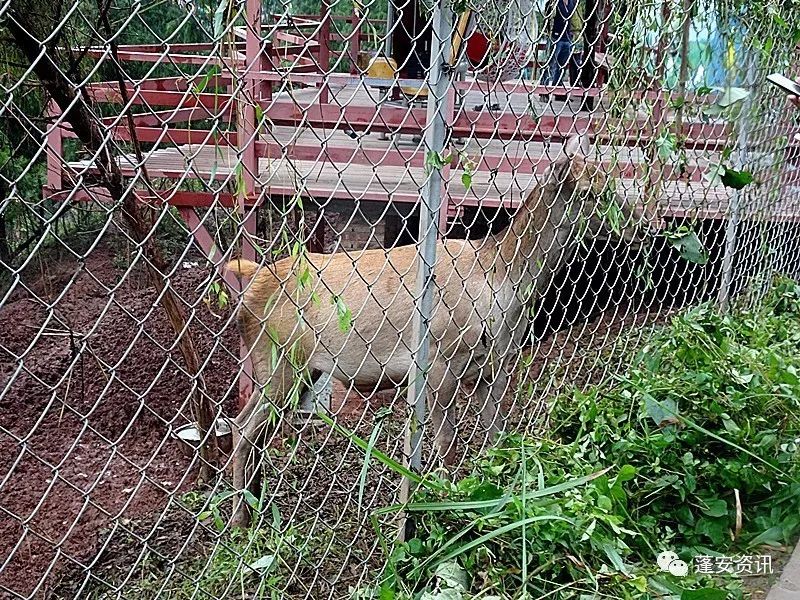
[563,133,591,159]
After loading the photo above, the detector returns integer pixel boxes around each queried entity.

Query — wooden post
[46,102,63,191]
[350,10,362,75]
[438,86,457,236]
[319,0,331,103]
[242,0,261,214]
[236,0,262,408]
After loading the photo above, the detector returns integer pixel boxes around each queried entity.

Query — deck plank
[63,81,800,221]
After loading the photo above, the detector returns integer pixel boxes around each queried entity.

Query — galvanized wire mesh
[1,0,800,596]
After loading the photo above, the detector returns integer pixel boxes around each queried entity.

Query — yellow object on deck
[366,56,398,80]
[398,11,471,100]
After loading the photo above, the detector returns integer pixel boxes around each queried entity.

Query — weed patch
[363,278,800,599]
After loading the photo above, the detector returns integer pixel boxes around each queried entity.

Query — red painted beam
[104,88,236,111]
[274,31,320,46]
[109,43,230,52]
[62,125,238,147]
[81,45,316,64]
[292,13,385,25]
[82,49,233,65]
[99,88,730,147]
[48,184,795,223]
[99,107,216,127]
[273,45,320,58]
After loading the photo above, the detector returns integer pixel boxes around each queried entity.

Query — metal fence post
[399,0,453,536]
[717,56,756,311]
[384,0,395,58]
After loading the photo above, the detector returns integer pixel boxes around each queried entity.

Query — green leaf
[704,162,726,185]
[242,489,259,510]
[616,464,637,482]
[720,168,754,190]
[598,540,628,574]
[749,525,784,547]
[248,554,276,572]
[357,417,385,509]
[193,66,221,94]
[664,229,709,265]
[254,104,266,134]
[599,194,625,236]
[655,131,678,161]
[207,158,220,187]
[461,171,472,189]
[211,490,237,504]
[271,503,281,528]
[643,392,680,427]
[213,0,229,39]
[721,147,733,162]
[700,499,727,518]
[681,588,728,600]
[378,467,612,515]
[426,151,443,172]
[716,86,750,108]
[331,295,353,332]
[379,582,396,600]
[317,412,444,491]
[468,482,503,502]
[696,517,727,545]
[423,515,574,573]
[731,369,754,385]
[425,151,452,174]
[631,576,648,593]
[434,560,468,591]
[407,538,424,556]
[235,162,247,197]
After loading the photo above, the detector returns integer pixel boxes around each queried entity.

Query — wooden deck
[62,81,800,222]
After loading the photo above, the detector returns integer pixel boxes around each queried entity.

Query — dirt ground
[0,241,674,599]
[741,546,794,600]
[0,244,242,598]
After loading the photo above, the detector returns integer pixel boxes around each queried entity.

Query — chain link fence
[1,0,800,596]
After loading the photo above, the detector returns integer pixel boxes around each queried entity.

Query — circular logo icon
[657,551,679,571]
[669,559,689,577]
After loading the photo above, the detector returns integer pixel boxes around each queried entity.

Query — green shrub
[365,278,800,599]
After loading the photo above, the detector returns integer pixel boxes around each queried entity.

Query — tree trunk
[0,186,11,269]
[5,14,216,483]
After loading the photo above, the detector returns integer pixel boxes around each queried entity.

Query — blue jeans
[542,38,573,86]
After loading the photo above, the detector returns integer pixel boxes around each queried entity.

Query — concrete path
[768,545,800,600]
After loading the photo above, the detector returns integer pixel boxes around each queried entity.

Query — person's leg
[568,50,578,85]
[541,38,556,85]
[550,40,563,85]
[553,39,572,85]
[569,48,583,85]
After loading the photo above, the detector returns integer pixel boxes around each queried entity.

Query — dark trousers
[541,38,572,85]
